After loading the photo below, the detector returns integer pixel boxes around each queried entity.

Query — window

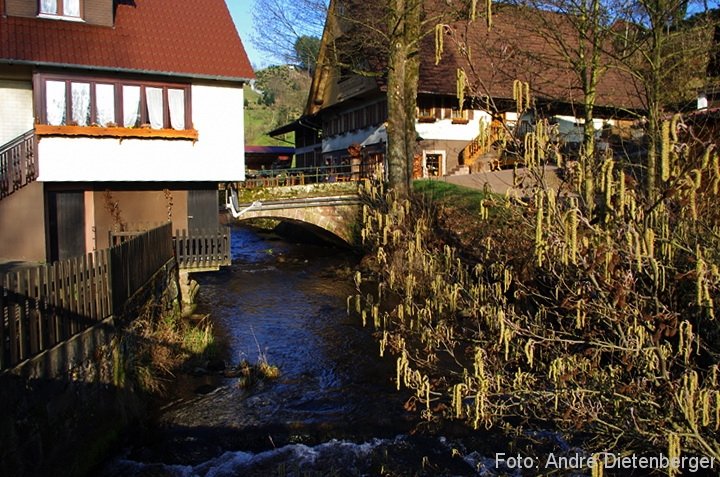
[95,84,115,126]
[417,97,434,119]
[45,80,66,126]
[425,153,442,177]
[168,89,186,130]
[39,0,81,18]
[123,85,141,127]
[418,106,433,118]
[71,82,90,126]
[451,107,463,119]
[37,74,192,131]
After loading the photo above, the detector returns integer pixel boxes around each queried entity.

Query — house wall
[0,80,34,145]
[414,110,492,142]
[83,0,114,26]
[0,182,47,262]
[4,0,36,18]
[5,0,114,26]
[91,189,189,251]
[37,83,245,182]
[321,108,490,175]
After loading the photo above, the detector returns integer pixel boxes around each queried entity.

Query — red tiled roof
[0,0,254,81]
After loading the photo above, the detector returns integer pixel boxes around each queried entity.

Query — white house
[276,1,643,179]
[0,0,253,262]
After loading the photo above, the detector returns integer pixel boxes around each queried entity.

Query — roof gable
[307,1,643,113]
[0,0,254,81]
[420,5,643,111]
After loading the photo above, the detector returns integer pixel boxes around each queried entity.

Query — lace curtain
[40,0,57,14]
[71,82,90,126]
[145,87,164,129]
[123,85,141,127]
[64,0,80,17]
[95,84,115,126]
[168,89,185,130]
[40,0,80,16]
[46,81,66,126]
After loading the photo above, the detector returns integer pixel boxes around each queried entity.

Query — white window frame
[38,0,84,21]
[422,150,445,178]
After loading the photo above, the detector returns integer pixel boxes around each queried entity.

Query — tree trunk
[385,0,421,198]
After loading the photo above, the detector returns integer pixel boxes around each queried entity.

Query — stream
[100,225,501,476]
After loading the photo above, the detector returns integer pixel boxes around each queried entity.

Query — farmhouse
[0,0,253,262]
[274,0,643,178]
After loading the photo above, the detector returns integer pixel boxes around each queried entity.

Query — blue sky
[224,0,267,69]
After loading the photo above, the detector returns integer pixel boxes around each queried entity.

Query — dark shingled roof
[418,4,644,111]
[419,5,643,109]
[0,0,254,81]
[316,0,644,113]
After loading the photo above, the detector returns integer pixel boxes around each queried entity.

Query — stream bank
[99,225,503,476]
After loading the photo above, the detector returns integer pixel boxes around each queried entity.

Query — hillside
[244,65,312,146]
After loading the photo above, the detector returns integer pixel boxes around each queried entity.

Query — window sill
[37,13,85,22]
[35,124,199,140]
[417,117,437,123]
[451,118,470,125]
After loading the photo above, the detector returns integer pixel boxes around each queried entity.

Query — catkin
[457,68,467,112]
[434,24,444,65]
[661,120,671,182]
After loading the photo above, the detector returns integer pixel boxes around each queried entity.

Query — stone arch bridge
[230,195,362,245]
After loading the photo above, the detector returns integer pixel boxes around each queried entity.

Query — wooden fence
[110,223,174,312]
[0,223,173,371]
[110,226,231,271]
[174,228,231,270]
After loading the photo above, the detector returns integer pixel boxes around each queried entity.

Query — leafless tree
[251,0,328,65]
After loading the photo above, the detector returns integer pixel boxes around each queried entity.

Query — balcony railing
[0,130,36,201]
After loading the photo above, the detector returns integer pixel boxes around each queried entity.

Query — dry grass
[235,358,281,389]
[118,304,217,395]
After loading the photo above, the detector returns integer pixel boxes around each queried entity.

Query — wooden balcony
[0,130,37,201]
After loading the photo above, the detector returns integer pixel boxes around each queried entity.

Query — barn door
[47,191,85,261]
[187,189,219,231]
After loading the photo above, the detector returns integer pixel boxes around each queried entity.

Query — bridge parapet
[231,195,362,246]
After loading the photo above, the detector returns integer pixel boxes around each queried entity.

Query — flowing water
[100,225,502,477]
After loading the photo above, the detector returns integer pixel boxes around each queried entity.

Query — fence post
[0,283,5,370]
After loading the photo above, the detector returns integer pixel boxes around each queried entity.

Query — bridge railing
[242,163,381,189]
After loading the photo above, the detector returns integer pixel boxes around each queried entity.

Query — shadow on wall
[0,372,145,477]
